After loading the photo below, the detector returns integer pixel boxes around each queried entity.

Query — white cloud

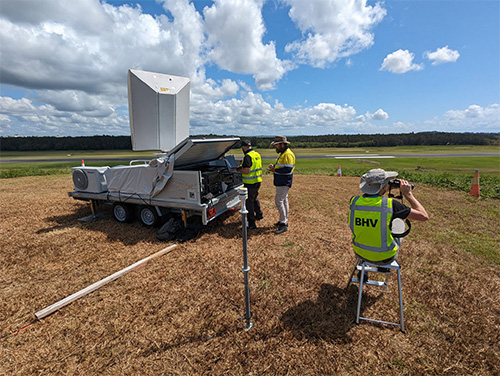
[189,93,358,135]
[380,49,424,74]
[350,104,500,135]
[416,104,500,133]
[190,71,240,102]
[443,104,500,128]
[0,0,294,132]
[0,96,129,136]
[0,0,207,93]
[0,0,496,138]
[370,109,389,120]
[424,45,460,65]
[203,0,293,90]
[355,109,388,123]
[284,0,386,67]
[0,0,242,134]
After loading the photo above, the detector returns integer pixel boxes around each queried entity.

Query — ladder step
[356,265,391,274]
[350,278,387,287]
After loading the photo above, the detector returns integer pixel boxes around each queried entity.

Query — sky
[0,0,499,137]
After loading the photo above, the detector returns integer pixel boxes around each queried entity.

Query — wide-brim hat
[271,135,290,145]
[241,139,251,147]
[359,168,398,195]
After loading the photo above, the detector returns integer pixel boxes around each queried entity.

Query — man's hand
[399,179,429,221]
[399,179,413,197]
[268,164,275,172]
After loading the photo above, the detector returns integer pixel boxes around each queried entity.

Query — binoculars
[389,179,415,190]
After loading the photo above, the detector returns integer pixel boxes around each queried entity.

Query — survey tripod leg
[239,187,253,331]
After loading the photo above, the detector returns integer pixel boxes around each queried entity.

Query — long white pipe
[35,244,177,319]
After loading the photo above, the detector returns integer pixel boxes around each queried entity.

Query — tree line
[1,135,132,151]
[221,132,500,149]
[1,132,499,151]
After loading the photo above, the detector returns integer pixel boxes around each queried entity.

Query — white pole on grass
[35,244,177,320]
[238,187,253,331]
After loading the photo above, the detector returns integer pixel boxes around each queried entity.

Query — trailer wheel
[113,203,134,223]
[139,206,160,227]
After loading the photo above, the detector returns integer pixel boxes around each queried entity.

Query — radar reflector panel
[128,69,190,151]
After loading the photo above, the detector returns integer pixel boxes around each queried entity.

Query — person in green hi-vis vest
[236,140,263,230]
[349,169,429,270]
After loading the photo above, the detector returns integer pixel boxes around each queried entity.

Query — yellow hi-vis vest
[242,150,263,184]
[349,195,398,261]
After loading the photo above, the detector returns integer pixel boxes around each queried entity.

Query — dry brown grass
[1,174,499,375]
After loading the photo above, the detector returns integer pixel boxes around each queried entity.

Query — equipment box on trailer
[69,137,243,226]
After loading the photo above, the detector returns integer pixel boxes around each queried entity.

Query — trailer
[69,137,243,226]
[69,70,243,227]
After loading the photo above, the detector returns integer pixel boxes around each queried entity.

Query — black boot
[274,223,288,234]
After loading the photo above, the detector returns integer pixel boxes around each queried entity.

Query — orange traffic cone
[337,165,342,177]
[469,170,480,198]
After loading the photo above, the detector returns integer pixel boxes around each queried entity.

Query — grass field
[2,145,499,198]
[2,144,499,160]
[0,174,498,375]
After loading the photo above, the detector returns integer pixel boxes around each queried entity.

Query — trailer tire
[113,203,134,223]
[139,206,160,227]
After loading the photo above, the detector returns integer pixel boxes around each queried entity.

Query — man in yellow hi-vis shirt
[268,135,295,234]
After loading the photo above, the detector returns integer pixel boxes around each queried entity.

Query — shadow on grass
[38,203,158,245]
[279,283,378,343]
[36,204,94,234]
[141,324,236,356]
[204,210,280,239]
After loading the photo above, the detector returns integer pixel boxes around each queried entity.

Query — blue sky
[0,0,499,137]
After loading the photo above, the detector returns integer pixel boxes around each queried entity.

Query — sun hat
[241,139,252,147]
[359,168,398,195]
[271,135,290,145]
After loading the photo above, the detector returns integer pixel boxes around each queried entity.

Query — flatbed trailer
[69,137,243,226]
[69,184,241,226]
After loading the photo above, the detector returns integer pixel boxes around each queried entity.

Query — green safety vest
[242,150,263,184]
[349,195,398,261]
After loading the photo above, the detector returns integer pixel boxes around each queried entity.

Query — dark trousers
[245,183,262,225]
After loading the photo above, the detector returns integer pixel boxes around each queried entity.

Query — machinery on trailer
[69,69,243,226]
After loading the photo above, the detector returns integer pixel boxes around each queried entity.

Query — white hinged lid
[168,137,240,168]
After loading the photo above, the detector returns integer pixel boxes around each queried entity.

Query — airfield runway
[1,152,499,163]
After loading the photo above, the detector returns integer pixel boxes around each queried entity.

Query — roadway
[1,152,499,163]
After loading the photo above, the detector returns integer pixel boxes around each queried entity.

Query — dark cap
[241,139,252,147]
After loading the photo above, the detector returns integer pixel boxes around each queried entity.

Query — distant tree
[0,132,498,151]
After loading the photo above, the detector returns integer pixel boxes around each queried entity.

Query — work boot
[255,213,263,221]
[274,221,282,227]
[248,222,257,230]
[274,223,288,234]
